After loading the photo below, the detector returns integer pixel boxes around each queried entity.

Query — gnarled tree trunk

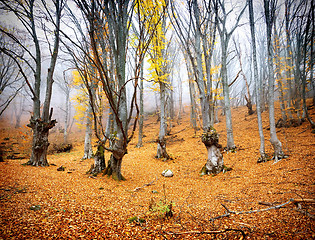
[200,128,223,175]
[27,116,57,166]
[104,137,126,181]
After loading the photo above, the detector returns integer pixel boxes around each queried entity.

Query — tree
[300,0,314,128]
[145,0,170,159]
[63,0,159,180]
[273,20,288,124]
[0,34,24,117]
[233,38,254,115]
[247,0,267,162]
[0,0,65,166]
[183,51,198,132]
[131,0,166,148]
[214,0,247,150]
[171,0,224,175]
[263,0,284,162]
[136,60,144,148]
[55,71,73,143]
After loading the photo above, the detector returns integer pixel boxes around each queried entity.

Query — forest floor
[0,100,314,239]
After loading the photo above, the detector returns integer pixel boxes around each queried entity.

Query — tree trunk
[264,0,284,162]
[189,78,197,132]
[285,0,294,120]
[274,25,287,123]
[185,55,197,132]
[136,61,144,148]
[156,82,169,159]
[82,104,94,159]
[27,117,57,166]
[104,153,125,181]
[248,0,267,162]
[301,6,315,128]
[221,47,235,150]
[177,72,183,124]
[200,128,223,175]
[63,90,70,143]
[104,134,126,181]
[87,143,105,175]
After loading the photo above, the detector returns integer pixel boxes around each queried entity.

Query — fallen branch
[210,199,294,221]
[170,127,186,135]
[131,177,157,192]
[166,228,246,238]
[292,199,315,203]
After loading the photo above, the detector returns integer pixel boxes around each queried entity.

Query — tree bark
[136,61,144,148]
[104,136,126,181]
[214,0,246,150]
[274,25,287,123]
[27,116,57,166]
[221,45,235,150]
[63,89,70,143]
[264,0,284,162]
[156,81,169,159]
[88,143,105,175]
[200,128,223,175]
[248,0,267,162]
[82,104,94,159]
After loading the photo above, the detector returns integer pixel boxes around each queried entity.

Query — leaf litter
[0,101,314,239]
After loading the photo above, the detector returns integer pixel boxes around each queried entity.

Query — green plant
[128,216,145,224]
[148,184,174,218]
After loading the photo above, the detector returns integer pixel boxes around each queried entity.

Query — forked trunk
[27,117,56,166]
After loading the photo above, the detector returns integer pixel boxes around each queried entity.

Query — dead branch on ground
[165,228,246,238]
[210,199,294,221]
[131,177,157,192]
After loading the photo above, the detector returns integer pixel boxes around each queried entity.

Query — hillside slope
[0,101,314,239]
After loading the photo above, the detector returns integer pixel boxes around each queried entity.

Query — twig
[292,199,315,203]
[210,199,294,221]
[294,208,315,219]
[170,127,187,135]
[166,228,246,238]
[131,177,157,192]
[258,201,274,206]
[233,221,254,230]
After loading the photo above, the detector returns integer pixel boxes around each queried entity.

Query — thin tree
[264,0,284,162]
[171,0,224,175]
[247,0,267,162]
[214,0,247,150]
